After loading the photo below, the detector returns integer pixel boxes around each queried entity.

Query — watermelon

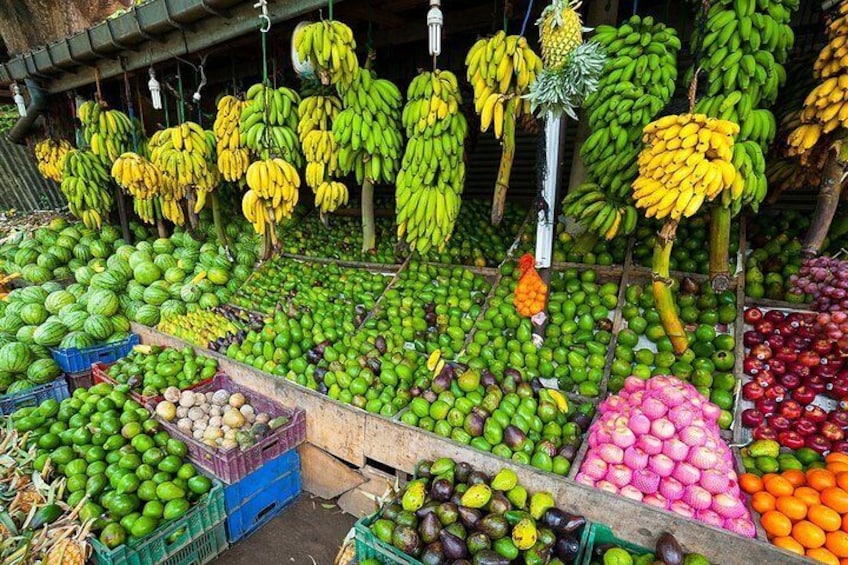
[86,289,119,317]
[197,279,213,293]
[29,344,51,359]
[40,282,63,293]
[143,285,170,306]
[152,238,175,255]
[216,288,232,303]
[67,258,84,270]
[49,245,73,263]
[233,265,251,281]
[133,262,162,285]
[72,243,93,262]
[164,267,186,284]
[15,325,36,344]
[49,217,68,231]
[75,266,94,285]
[207,267,229,285]
[126,280,145,301]
[107,332,130,344]
[36,252,59,270]
[55,235,77,249]
[100,225,120,244]
[62,311,88,332]
[180,285,201,303]
[20,303,48,325]
[115,245,135,262]
[135,241,154,255]
[6,380,36,394]
[60,226,81,239]
[59,331,94,350]
[44,290,76,314]
[160,300,186,318]
[0,342,31,373]
[33,320,68,347]
[107,255,133,277]
[118,293,134,312]
[53,266,73,280]
[27,358,61,384]
[83,315,113,341]
[133,305,160,326]
[13,248,38,265]
[90,240,110,258]
[19,287,48,304]
[124,301,142,322]
[90,270,126,292]
[112,314,131,333]
[66,283,85,299]
[198,293,220,309]
[0,371,13,393]
[154,254,177,272]
[2,313,26,334]
[21,264,52,283]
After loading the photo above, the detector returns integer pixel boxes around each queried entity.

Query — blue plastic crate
[0,378,69,415]
[223,449,301,543]
[50,334,139,373]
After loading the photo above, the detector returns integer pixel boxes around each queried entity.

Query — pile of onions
[575,376,756,537]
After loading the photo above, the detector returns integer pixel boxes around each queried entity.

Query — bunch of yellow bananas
[193,143,222,214]
[149,122,214,194]
[293,20,358,87]
[59,149,113,229]
[240,84,302,167]
[243,159,300,235]
[33,139,72,182]
[160,191,185,226]
[111,152,161,199]
[333,69,403,185]
[214,94,250,182]
[298,94,345,212]
[466,31,540,139]
[132,196,157,225]
[788,0,848,158]
[632,114,740,221]
[78,100,134,163]
[396,70,468,254]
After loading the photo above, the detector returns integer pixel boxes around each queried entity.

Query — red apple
[744,358,764,376]
[806,405,828,424]
[757,372,776,388]
[831,380,848,400]
[767,334,786,349]
[790,363,811,380]
[792,386,817,406]
[742,381,765,401]
[820,421,845,442]
[756,397,778,416]
[745,308,764,324]
[807,376,827,395]
[829,411,848,428]
[780,400,803,419]
[741,408,764,428]
[756,320,775,335]
[774,346,796,363]
[806,434,832,454]
[765,385,787,402]
[750,344,773,361]
[787,312,809,327]
[770,415,792,431]
[778,323,798,337]
[796,418,817,436]
[753,425,778,440]
[744,331,764,348]
[814,339,834,356]
[830,440,848,454]
[769,359,786,376]
[788,335,809,350]
[778,430,805,450]
[766,310,785,324]
[779,373,801,390]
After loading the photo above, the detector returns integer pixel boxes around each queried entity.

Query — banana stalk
[211,192,231,251]
[154,198,168,238]
[804,138,848,255]
[492,98,517,225]
[653,220,688,355]
[361,177,375,253]
[708,204,732,290]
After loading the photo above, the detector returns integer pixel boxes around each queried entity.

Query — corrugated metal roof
[0,139,65,211]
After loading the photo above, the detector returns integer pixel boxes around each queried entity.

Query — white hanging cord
[254,0,271,33]
[11,83,26,117]
[192,55,208,103]
[148,67,162,110]
[427,0,443,67]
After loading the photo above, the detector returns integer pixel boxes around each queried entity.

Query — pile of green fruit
[745,210,808,302]
[231,257,388,317]
[9,382,213,548]
[370,457,585,563]
[106,346,218,399]
[632,215,739,275]
[157,309,243,348]
[517,224,628,266]
[464,265,617,398]
[610,281,737,429]
[365,262,492,359]
[291,327,431,417]
[739,439,825,476]
[277,212,399,264]
[588,531,710,565]
[0,218,150,284]
[400,364,594,475]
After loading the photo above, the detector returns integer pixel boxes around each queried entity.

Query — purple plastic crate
[153,374,306,484]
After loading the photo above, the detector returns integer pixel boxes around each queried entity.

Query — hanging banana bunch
[111,152,162,224]
[77,100,134,164]
[465,31,541,224]
[193,130,221,214]
[396,70,468,254]
[243,159,300,238]
[563,15,680,240]
[294,20,359,87]
[333,69,404,185]
[214,95,250,182]
[298,92,348,213]
[60,149,114,229]
[240,83,303,167]
[34,139,72,182]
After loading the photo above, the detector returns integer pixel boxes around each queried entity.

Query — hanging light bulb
[148,67,162,110]
[427,0,443,56]
[11,83,26,117]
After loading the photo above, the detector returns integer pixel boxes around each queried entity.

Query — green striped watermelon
[0,342,31,373]
[112,314,131,333]
[133,262,162,285]
[59,331,94,350]
[152,238,175,255]
[83,314,113,341]
[33,319,67,347]
[133,305,160,326]
[45,290,75,314]
[15,326,36,344]
[86,289,119,317]
[27,358,61,384]
[143,284,170,306]
[20,303,48,325]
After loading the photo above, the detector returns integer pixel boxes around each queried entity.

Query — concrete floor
[212,495,357,565]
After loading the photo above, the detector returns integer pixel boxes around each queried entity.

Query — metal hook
[254,0,271,32]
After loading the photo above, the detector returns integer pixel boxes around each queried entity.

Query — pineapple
[45,539,86,565]
[538,0,585,70]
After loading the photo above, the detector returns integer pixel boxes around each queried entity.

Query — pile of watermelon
[0,219,151,284]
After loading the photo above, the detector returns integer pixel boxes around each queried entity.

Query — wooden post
[113,184,132,244]
[361,177,375,253]
[804,142,848,256]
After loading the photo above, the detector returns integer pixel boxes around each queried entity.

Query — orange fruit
[828,453,848,466]
[784,469,807,487]
[762,472,780,484]
[827,531,848,558]
[822,487,848,514]
[837,472,848,492]
[808,547,840,565]
[776,496,808,521]
[797,486,823,507]
[740,473,764,494]
[830,463,848,475]
[772,535,805,555]
[841,559,848,565]
[761,510,793,538]
[810,505,844,533]
[794,520,827,549]
[810,469,839,492]
[765,475,795,498]
[752,491,777,514]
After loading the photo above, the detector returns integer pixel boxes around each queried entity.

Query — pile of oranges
[741,453,848,564]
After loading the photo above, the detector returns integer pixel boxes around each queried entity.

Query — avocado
[478,514,509,540]
[466,532,492,555]
[420,541,446,565]
[419,512,441,545]
[435,502,459,526]
[471,549,510,565]
[439,529,469,560]
[458,506,482,529]
[392,524,423,557]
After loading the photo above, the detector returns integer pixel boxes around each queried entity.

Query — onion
[605,464,633,488]
[650,418,676,440]
[670,500,695,518]
[659,477,685,502]
[632,469,660,494]
[649,454,675,478]
[662,438,690,462]
[623,446,649,470]
[683,485,712,510]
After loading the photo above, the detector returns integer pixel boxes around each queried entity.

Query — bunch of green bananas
[466,31,539,139]
[243,158,300,236]
[59,149,113,229]
[293,20,358,87]
[131,195,158,225]
[214,94,250,182]
[78,100,134,163]
[396,70,468,254]
[333,69,403,185]
[193,137,222,214]
[726,140,767,214]
[632,114,741,220]
[298,93,347,213]
[566,15,680,239]
[33,139,72,182]
[240,83,302,167]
